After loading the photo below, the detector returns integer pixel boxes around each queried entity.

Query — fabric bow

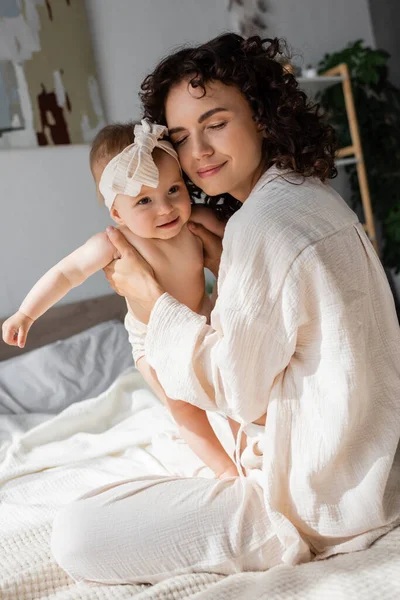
[99,119,180,211]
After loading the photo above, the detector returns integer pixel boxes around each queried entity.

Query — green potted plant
[317,41,400,277]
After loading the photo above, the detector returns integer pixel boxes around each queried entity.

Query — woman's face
[165,79,266,202]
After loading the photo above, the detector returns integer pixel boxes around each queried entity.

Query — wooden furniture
[298,64,378,253]
[0,293,127,362]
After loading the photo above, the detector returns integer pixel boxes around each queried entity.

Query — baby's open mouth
[157,217,180,228]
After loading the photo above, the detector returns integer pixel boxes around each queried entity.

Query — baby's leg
[253,413,267,426]
[136,357,237,479]
[136,356,170,409]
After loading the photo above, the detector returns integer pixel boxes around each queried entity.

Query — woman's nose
[191,135,214,161]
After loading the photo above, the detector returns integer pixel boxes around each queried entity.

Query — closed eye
[208,121,227,130]
[174,122,227,146]
[174,136,187,147]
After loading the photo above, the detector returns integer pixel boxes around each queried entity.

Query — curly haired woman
[51,34,400,585]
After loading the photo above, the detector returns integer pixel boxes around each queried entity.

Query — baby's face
[110,149,191,239]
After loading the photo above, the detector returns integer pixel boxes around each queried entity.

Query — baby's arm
[21,232,116,320]
[2,232,115,348]
[136,355,238,479]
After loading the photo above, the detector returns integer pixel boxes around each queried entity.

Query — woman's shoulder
[226,169,358,256]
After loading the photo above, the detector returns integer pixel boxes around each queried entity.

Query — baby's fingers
[2,324,20,346]
[17,326,28,348]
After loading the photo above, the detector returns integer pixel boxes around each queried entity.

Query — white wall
[267,0,375,69]
[0,1,230,318]
[84,0,231,122]
[84,0,376,123]
[0,145,112,317]
[1,0,376,318]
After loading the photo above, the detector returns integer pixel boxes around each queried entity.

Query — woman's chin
[194,179,229,198]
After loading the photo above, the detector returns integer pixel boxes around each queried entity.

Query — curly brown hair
[140,33,338,220]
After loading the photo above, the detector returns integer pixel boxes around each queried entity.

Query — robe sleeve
[143,287,297,423]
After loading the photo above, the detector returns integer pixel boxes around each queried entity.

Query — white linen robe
[125,166,400,565]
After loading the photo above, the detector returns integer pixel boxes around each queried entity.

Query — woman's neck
[230,158,271,203]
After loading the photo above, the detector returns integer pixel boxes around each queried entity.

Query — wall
[264,0,375,203]
[266,0,375,69]
[0,145,111,316]
[0,1,230,318]
[84,0,231,123]
[1,0,377,317]
[368,0,400,87]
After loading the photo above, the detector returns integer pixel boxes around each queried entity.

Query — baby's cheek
[180,200,193,224]
[126,214,150,237]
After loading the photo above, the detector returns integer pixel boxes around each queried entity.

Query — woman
[51,34,400,584]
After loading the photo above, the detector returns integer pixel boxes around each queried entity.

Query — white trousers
[51,473,282,585]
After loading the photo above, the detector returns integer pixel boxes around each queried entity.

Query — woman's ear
[257,123,267,138]
[110,206,124,225]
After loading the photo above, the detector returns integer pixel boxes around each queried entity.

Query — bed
[1,294,399,600]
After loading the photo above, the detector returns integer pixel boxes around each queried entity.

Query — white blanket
[0,368,399,600]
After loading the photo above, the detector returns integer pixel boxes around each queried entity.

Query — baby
[2,119,239,479]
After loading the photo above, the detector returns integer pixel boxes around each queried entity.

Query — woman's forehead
[165,79,245,127]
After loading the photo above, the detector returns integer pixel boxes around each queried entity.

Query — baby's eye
[168,185,180,195]
[137,197,151,205]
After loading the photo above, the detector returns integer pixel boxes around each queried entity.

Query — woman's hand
[187,219,224,278]
[103,226,164,324]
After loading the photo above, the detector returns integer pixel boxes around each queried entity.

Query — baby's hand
[2,311,34,348]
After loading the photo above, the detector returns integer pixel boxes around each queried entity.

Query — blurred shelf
[319,63,378,251]
[297,76,344,84]
[336,157,359,167]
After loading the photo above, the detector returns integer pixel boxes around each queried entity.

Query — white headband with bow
[99,119,180,211]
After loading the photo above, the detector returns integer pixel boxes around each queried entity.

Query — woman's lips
[157,216,180,228]
[197,162,226,179]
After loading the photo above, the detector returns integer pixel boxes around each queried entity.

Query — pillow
[0,320,134,414]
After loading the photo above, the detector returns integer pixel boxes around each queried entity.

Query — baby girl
[2,120,239,479]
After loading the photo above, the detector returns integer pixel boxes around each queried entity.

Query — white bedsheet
[0,367,399,600]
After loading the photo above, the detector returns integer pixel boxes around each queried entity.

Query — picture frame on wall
[0,0,105,149]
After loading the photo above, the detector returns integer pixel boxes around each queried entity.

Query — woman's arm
[187,218,224,280]
[189,204,227,239]
[188,210,223,308]
[103,226,291,423]
[2,233,115,348]
[141,294,293,423]
[107,227,296,424]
